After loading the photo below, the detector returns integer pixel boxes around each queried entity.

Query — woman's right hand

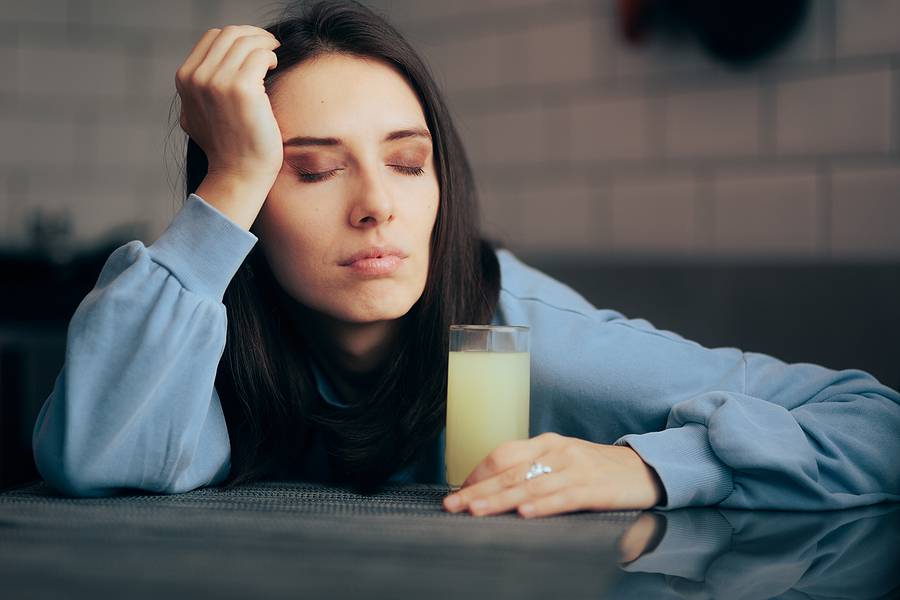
[176,26,284,226]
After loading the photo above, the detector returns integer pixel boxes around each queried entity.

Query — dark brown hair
[182,0,500,491]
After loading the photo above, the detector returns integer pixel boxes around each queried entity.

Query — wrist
[623,444,666,508]
[195,171,276,230]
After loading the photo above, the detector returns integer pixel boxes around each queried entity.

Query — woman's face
[256,53,439,324]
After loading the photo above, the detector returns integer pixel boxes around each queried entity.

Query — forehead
[269,53,428,139]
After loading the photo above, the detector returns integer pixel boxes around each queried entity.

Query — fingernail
[445,495,460,510]
[520,504,535,516]
[471,499,488,512]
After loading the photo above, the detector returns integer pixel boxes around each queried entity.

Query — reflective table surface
[1,481,897,599]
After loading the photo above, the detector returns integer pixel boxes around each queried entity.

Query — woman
[32,0,899,517]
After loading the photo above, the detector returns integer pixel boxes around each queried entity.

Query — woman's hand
[442,432,665,518]
[176,25,284,182]
[175,26,284,229]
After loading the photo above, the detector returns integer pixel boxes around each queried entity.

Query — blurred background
[1,0,898,489]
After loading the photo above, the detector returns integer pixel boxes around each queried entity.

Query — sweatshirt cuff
[615,423,733,509]
[148,193,258,301]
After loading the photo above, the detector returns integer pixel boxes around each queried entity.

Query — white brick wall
[836,0,900,57]
[0,0,68,24]
[517,20,596,86]
[86,0,194,31]
[831,165,900,257]
[517,182,605,254]
[711,169,820,258]
[422,35,505,93]
[1,0,899,260]
[0,116,79,167]
[463,107,549,165]
[18,46,131,98]
[775,69,893,155]
[568,96,649,163]
[665,87,761,159]
[610,176,700,256]
[0,42,18,95]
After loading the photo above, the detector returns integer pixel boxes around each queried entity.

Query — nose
[349,165,395,228]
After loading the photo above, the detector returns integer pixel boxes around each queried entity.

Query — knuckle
[231,78,257,95]
[205,77,227,96]
[221,25,241,36]
[484,452,503,473]
[540,432,562,444]
[186,71,206,90]
[250,48,275,60]
[502,467,522,486]
[207,74,241,96]
[231,35,256,50]
[562,443,581,460]
[491,444,517,468]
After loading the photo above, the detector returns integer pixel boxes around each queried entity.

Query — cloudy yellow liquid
[445,351,530,488]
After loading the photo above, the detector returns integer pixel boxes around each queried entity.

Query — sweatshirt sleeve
[31,193,258,497]
[609,320,900,510]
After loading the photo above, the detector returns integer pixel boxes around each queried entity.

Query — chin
[315,285,422,324]
[330,300,415,324]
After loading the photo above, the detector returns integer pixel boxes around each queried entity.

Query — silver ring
[525,461,553,481]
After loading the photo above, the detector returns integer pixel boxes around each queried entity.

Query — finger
[178,28,221,81]
[195,25,276,79]
[518,485,603,519]
[462,432,563,487]
[445,453,556,513]
[217,34,280,76]
[469,470,572,517]
[447,443,575,513]
[238,47,279,81]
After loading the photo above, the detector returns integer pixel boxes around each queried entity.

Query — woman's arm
[32,25,287,497]
[32,193,257,497]
[614,345,900,510]
[443,253,900,514]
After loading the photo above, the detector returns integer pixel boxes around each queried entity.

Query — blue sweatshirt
[32,193,900,509]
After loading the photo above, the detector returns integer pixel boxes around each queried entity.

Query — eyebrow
[283,127,431,147]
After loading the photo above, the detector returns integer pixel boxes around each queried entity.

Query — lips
[339,245,408,266]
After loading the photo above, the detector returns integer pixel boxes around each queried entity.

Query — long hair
[182,0,500,491]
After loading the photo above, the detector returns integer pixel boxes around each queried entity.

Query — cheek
[257,203,337,292]
[417,177,440,234]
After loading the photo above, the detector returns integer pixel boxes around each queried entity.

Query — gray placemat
[0,480,638,599]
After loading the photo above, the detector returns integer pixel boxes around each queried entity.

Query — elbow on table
[33,449,120,498]
[31,441,208,498]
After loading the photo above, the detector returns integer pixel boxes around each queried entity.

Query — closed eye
[391,165,425,176]
[296,165,424,183]
[297,168,342,183]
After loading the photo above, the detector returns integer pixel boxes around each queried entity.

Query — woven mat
[0,481,638,599]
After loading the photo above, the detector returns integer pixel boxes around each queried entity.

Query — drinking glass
[445,325,531,489]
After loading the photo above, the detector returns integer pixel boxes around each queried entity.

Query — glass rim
[449,324,529,332]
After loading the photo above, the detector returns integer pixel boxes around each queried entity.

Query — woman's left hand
[442,432,665,518]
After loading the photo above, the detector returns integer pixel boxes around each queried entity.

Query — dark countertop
[1,481,897,599]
